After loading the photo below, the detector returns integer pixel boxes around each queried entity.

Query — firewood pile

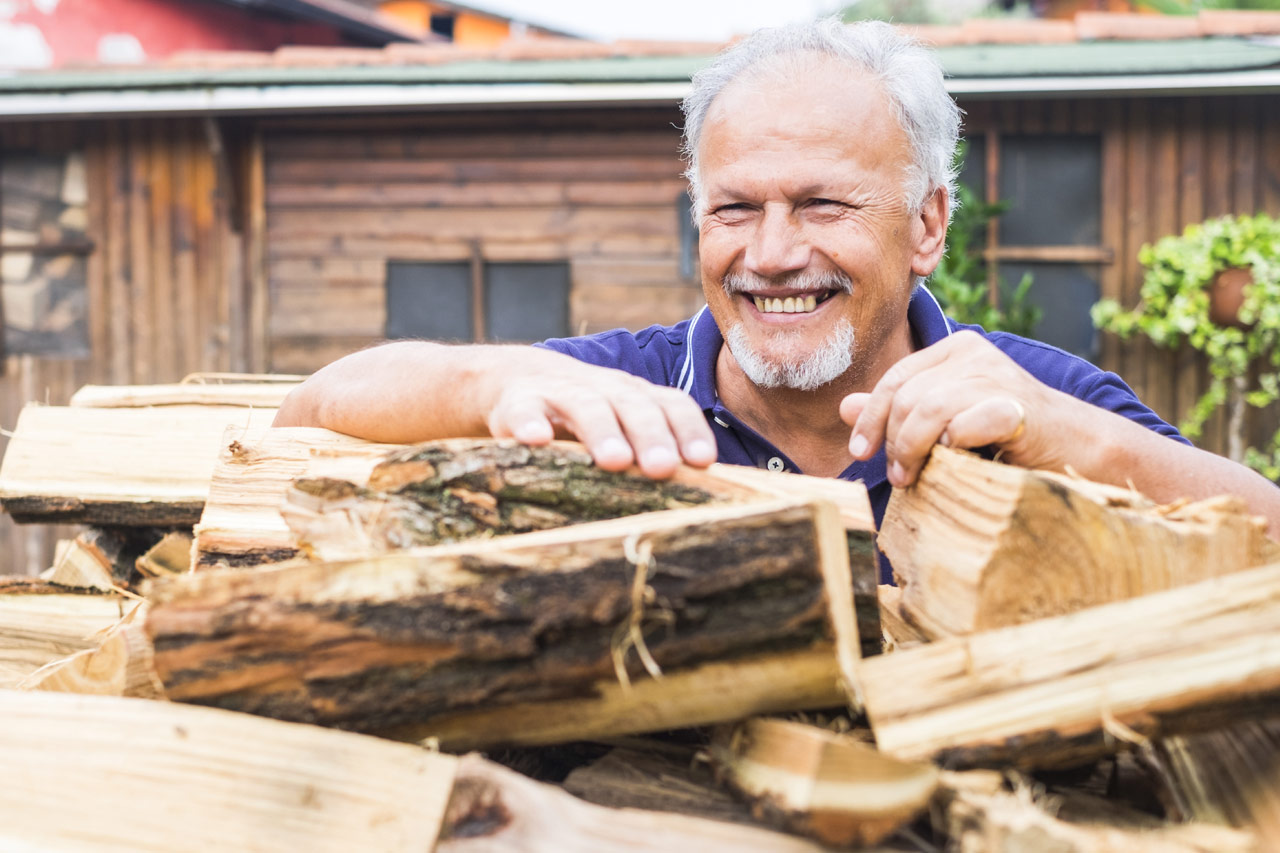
[0,378,1277,851]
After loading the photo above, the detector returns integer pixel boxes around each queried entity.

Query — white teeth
[804,295,817,312]
[783,297,796,313]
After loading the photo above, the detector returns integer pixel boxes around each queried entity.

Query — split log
[21,607,161,697]
[148,499,861,738]
[0,579,137,687]
[439,753,841,853]
[707,718,938,847]
[876,585,927,651]
[47,535,115,591]
[0,404,277,525]
[943,779,1257,853]
[563,745,755,825]
[70,379,299,408]
[1148,720,1280,832]
[861,561,1280,769]
[194,426,393,569]
[880,445,1280,638]
[136,530,194,577]
[0,688,455,852]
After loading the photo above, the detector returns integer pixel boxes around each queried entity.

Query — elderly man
[275,19,1280,571]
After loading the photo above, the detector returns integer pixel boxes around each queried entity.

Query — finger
[939,397,1027,451]
[655,388,717,467]
[610,392,684,478]
[881,379,963,486]
[487,394,555,446]
[840,393,874,457]
[849,342,958,460]
[501,390,635,471]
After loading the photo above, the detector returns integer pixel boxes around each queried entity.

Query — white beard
[724,318,856,391]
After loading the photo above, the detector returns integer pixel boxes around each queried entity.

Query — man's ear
[910,187,949,278]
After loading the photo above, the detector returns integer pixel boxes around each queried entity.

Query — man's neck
[714,326,914,478]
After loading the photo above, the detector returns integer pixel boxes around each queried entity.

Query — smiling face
[696,56,946,394]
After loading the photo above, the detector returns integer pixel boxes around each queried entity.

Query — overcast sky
[466,0,849,42]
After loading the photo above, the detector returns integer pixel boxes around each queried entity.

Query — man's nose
[744,207,811,277]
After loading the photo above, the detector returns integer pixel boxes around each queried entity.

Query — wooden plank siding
[260,109,703,373]
[959,93,1280,460]
[0,118,249,575]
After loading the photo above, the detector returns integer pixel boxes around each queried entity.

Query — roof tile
[960,18,1077,44]
[1198,10,1280,36]
[1073,12,1201,41]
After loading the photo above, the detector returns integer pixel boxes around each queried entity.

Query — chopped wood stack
[0,384,1277,850]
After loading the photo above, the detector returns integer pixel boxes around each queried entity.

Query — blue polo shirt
[538,286,1186,582]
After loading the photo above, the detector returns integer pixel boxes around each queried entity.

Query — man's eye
[808,198,844,208]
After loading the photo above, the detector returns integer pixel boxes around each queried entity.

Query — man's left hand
[840,330,1066,486]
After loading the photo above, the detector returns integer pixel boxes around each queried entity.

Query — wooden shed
[0,13,1278,573]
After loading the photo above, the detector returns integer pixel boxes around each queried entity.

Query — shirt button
[766,457,785,472]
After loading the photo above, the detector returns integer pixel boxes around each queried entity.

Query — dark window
[1,151,91,357]
[385,260,569,343]
[486,262,569,342]
[677,191,698,281]
[386,261,471,342]
[429,13,455,39]
[998,135,1101,247]
[949,132,1105,361]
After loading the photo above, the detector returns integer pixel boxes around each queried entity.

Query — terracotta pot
[1209,267,1253,328]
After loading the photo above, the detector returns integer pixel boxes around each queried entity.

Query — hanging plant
[1091,213,1280,478]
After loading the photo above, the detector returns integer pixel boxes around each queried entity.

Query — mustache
[721,270,854,295]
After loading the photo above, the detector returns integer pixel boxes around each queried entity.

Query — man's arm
[841,331,1280,536]
[273,341,717,478]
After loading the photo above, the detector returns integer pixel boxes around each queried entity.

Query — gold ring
[1006,399,1027,443]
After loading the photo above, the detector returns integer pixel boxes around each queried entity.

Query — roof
[208,0,429,45]
[1,10,1279,118]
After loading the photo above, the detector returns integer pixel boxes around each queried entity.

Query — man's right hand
[273,341,717,479]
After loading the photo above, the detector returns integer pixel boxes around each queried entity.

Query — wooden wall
[0,117,248,574]
[261,108,703,373]
[962,93,1280,458]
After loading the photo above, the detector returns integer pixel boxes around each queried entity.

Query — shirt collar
[681,284,953,412]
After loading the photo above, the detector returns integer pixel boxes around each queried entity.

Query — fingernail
[641,446,677,471]
[686,439,715,462]
[514,422,546,443]
[889,460,905,485]
[850,434,868,457]
[938,431,951,448]
[597,437,631,462]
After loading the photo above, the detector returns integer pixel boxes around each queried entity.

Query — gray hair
[680,18,960,221]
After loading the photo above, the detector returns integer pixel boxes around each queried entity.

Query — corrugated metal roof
[942,37,1280,78]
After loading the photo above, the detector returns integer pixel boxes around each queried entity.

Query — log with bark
[0,404,277,525]
[860,561,1280,769]
[147,499,862,740]
[879,445,1280,638]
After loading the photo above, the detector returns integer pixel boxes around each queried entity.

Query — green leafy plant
[1091,213,1280,478]
[1135,0,1280,13]
[930,156,1041,337]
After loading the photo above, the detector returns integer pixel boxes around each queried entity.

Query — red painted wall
[6,0,360,68]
